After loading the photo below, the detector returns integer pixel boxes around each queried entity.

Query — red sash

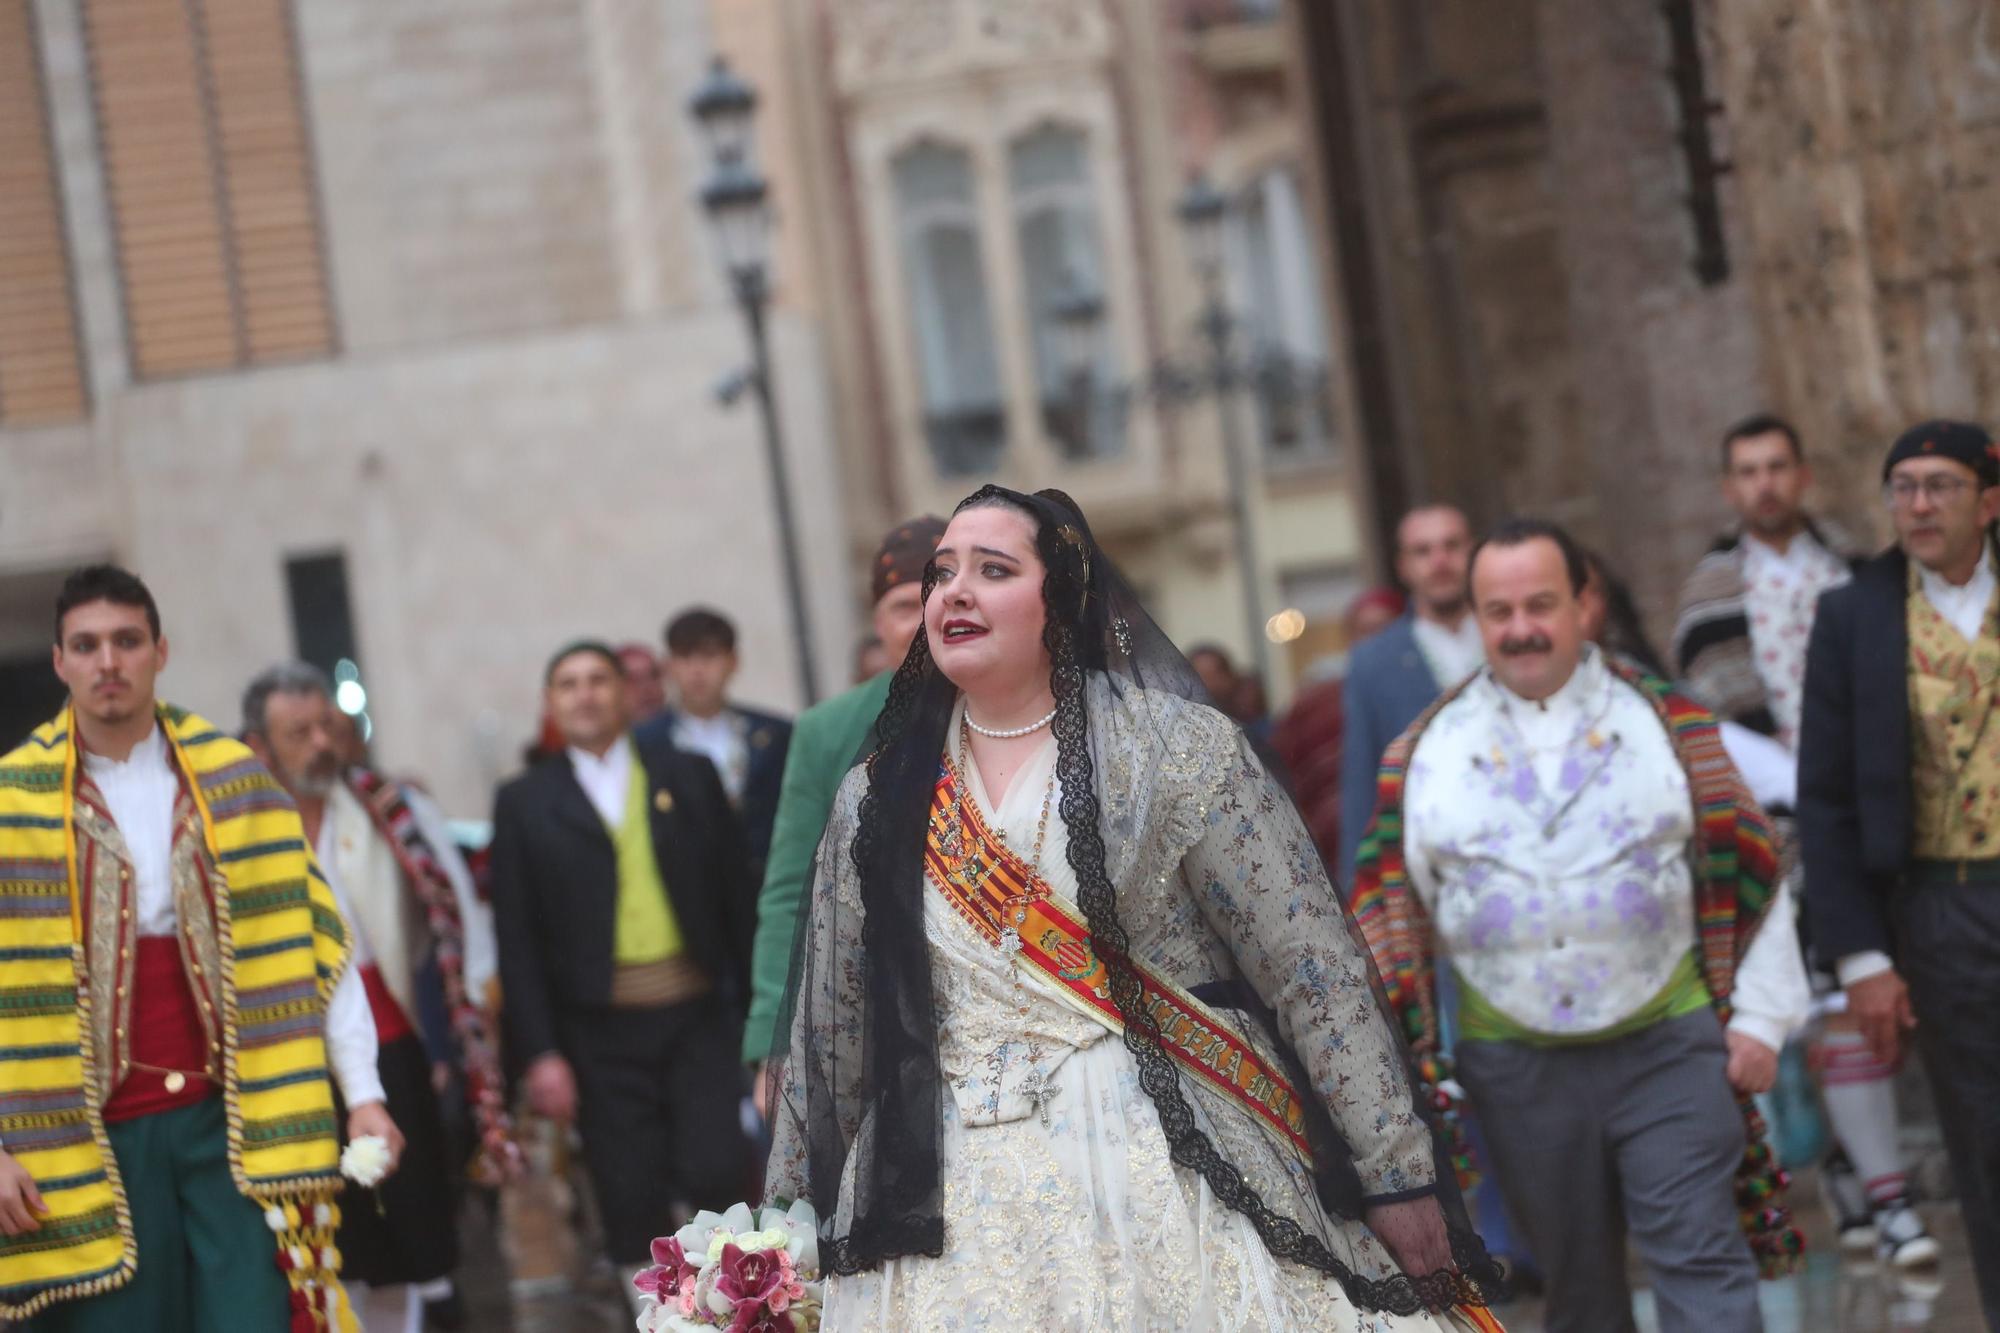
[925,759,1311,1159]
[103,938,216,1124]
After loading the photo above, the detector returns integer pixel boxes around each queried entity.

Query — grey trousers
[1455,1009,1760,1333]
[1897,868,2000,1329]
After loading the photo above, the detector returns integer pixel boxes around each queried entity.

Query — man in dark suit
[491,640,756,1299]
[1801,420,2000,1323]
[1338,504,1479,877]
[638,608,791,884]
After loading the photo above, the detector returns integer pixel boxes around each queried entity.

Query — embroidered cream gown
[805,699,1490,1332]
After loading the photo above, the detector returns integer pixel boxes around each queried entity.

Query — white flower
[782,1199,820,1277]
[340,1134,393,1187]
[674,1202,757,1260]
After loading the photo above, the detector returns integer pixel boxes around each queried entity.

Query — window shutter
[83,0,331,380]
[0,1,88,424]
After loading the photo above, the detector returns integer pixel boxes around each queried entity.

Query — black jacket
[490,731,756,1065]
[634,705,792,876]
[1798,546,1916,964]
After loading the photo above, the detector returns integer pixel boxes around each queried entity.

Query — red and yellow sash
[925,760,1310,1159]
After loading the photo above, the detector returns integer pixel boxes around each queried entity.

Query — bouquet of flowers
[633,1199,824,1333]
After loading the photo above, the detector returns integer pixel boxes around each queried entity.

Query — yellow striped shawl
[0,705,352,1319]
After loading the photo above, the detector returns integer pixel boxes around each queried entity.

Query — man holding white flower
[0,567,398,1331]
[244,661,476,1333]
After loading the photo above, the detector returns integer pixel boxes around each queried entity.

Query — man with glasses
[1801,419,2000,1324]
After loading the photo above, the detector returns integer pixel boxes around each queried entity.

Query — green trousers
[26,1097,291,1332]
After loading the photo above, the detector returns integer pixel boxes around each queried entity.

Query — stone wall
[1708,0,2000,536]
[0,0,853,813]
[1298,0,1899,643]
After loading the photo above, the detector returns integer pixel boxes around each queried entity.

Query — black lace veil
[767,485,1503,1314]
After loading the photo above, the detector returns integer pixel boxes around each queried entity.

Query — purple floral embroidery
[1468,894,1515,949]
[1613,879,1666,933]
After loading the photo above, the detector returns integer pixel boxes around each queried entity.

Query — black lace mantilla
[787,484,1504,1313]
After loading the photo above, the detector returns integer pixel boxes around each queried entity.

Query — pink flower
[730,1305,797,1333]
[717,1242,785,1304]
[632,1236,699,1305]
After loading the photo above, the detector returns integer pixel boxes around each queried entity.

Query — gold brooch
[653,790,675,813]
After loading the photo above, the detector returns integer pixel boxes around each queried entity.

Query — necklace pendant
[999,926,1023,957]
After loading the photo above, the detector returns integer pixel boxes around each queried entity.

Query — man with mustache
[1672,417,1933,1268]
[1350,518,1809,1333]
[1800,420,2000,1325]
[243,662,501,1333]
[0,568,394,1329]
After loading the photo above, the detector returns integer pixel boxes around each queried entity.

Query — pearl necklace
[964,706,1057,739]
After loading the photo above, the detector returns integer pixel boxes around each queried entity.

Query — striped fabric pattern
[1347,659,1802,1275]
[0,706,353,1320]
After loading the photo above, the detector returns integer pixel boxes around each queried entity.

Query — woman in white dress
[765,487,1506,1331]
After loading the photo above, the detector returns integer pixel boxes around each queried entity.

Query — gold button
[163,1072,186,1094]
[115,1028,126,1040]
[190,962,203,975]
[653,790,675,813]
[210,1042,220,1053]
[121,909,131,921]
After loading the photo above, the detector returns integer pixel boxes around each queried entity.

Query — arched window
[892,143,1006,476]
[1230,167,1335,460]
[1009,125,1121,459]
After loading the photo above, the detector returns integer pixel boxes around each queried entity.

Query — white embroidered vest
[1403,651,1697,1035]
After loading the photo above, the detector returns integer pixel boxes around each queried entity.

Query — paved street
[456,1161,1986,1332]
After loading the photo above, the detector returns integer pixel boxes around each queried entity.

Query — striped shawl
[0,705,354,1323]
[1670,518,1859,733]
[1347,660,1804,1275]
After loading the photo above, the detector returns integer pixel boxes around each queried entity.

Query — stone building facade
[2,0,1383,812]
[1295,0,2000,643]
[0,0,853,813]
[737,0,1381,687]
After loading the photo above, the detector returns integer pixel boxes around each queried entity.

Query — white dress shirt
[672,712,746,802]
[1916,546,1997,645]
[1839,548,2000,989]
[569,737,634,830]
[1409,613,1485,691]
[84,726,384,1108]
[83,726,179,937]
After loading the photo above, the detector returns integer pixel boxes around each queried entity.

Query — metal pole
[737,267,821,706]
[1201,293,1272,685]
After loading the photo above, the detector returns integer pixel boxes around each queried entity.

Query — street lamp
[689,56,819,705]
[1043,177,1274,684]
[1049,269,1105,457]
[1178,172,1271,684]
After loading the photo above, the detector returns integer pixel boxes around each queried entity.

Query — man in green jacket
[743,517,945,1081]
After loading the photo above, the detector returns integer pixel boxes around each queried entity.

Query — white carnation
[340,1134,392,1187]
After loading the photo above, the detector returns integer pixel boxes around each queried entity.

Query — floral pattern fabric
[1401,648,1697,1035]
[767,684,1481,1331]
[1741,534,1850,751]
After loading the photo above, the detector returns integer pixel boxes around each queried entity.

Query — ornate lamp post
[689,56,820,705]
[1047,173,1272,683]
